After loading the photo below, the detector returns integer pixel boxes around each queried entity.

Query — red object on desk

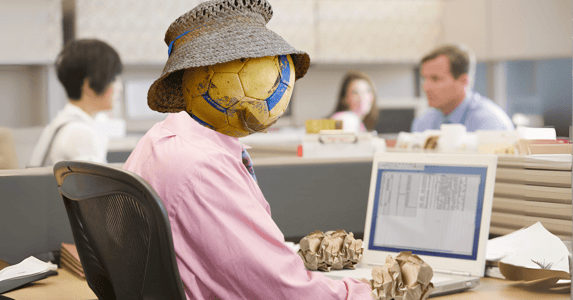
[386,140,396,148]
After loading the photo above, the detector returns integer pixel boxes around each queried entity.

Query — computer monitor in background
[375,99,427,134]
[123,79,167,133]
[375,108,415,134]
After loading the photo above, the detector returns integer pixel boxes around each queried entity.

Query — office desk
[434,278,569,299]
[3,268,569,300]
[3,268,96,300]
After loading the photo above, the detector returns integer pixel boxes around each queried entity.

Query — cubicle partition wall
[0,166,74,265]
[2,155,569,267]
[0,158,374,264]
[254,157,373,242]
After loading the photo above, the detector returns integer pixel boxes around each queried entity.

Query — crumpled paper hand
[370,252,435,300]
[297,230,363,271]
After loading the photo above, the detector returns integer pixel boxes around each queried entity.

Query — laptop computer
[323,152,497,297]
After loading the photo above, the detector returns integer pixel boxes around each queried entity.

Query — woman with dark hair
[28,39,123,167]
[331,70,379,132]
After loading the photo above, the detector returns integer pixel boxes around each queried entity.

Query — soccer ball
[182,55,295,137]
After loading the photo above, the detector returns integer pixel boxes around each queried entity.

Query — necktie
[241,147,257,182]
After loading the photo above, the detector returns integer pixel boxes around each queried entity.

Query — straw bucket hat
[148,0,311,113]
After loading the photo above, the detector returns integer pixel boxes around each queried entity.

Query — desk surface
[4,268,96,300]
[3,268,569,300]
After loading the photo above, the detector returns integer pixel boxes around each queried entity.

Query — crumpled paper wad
[297,230,363,271]
[370,252,435,300]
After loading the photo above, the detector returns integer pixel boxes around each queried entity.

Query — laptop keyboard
[332,268,373,279]
[431,275,452,283]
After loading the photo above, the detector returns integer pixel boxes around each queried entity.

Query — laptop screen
[367,162,488,260]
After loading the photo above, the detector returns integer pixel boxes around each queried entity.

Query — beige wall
[0,0,62,64]
[439,0,572,61]
[0,66,48,127]
[1,0,570,131]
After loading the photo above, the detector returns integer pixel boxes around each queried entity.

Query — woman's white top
[28,103,109,167]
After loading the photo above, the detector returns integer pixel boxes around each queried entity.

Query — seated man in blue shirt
[411,44,514,132]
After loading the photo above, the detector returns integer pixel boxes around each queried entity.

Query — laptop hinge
[451,270,471,276]
[434,269,472,276]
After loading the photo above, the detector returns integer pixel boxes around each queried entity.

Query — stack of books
[60,243,84,278]
[490,154,572,241]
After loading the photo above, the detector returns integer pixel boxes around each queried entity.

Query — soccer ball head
[182,55,295,137]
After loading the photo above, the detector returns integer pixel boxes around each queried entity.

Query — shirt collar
[63,102,95,123]
[162,111,243,158]
[445,90,474,123]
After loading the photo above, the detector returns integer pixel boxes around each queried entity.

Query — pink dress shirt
[123,111,373,300]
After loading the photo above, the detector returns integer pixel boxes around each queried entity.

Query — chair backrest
[53,161,186,300]
[0,127,19,169]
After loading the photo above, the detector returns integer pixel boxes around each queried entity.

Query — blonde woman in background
[331,70,379,132]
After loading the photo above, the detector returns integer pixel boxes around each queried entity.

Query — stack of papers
[60,243,84,278]
[0,256,58,293]
[486,222,571,291]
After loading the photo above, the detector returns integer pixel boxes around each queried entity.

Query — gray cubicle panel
[0,167,74,264]
[106,150,132,164]
[254,159,373,242]
[0,159,373,263]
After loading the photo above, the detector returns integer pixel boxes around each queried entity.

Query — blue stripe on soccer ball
[266,55,290,111]
[201,91,227,114]
[189,112,215,129]
[278,55,291,86]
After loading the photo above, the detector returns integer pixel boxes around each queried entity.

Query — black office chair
[53,161,186,300]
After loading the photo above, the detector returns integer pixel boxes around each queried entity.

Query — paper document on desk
[487,222,569,266]
[0,256,58,294]
[486,222,570,290]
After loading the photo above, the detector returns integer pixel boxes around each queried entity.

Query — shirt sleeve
[411,117,423,132]
[466,106,515,132]
[411,114,432,133]
[165,152,374,300]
